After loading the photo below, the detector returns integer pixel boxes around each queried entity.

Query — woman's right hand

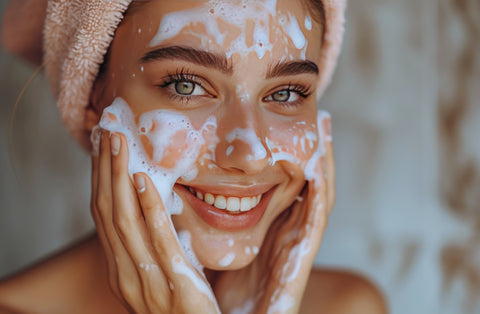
[90,131,220,314]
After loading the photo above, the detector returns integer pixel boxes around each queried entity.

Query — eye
[174,81,206,96]
[157,69,215,106]
[269,90,299,102]
[264,85,309,104]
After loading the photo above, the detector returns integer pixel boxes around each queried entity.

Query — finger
[92,131,119,295]
[110,133,170,308]
[96,132,145,310]
[133,173,218,307]
[132,172,182,269]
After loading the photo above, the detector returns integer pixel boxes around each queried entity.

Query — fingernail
[110,133,120,156]
[134,174,146,193]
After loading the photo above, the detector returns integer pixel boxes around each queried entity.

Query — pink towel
[3,0,346,150]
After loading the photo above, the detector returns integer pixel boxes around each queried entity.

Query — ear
[84,75,107,133]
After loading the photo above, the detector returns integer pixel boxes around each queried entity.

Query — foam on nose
[225,128,267,161]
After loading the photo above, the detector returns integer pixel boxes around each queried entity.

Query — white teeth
[214,195,227,209]
[205,193,215,205]
[240,197,252,212]
[226,197,240,212]
[189,188,263,213]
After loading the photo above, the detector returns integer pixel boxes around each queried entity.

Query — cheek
[265,120,319,167]
[138,113,218,171]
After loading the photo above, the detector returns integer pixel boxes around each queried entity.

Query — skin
[0,0,388,313]
[93,0,324,272]
[88,1,332,312]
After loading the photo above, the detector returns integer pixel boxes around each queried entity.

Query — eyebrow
[141,46,318,78]
[266,60,319,79]
[141,46,233,74]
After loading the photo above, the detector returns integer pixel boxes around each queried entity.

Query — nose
[215,103,270,175]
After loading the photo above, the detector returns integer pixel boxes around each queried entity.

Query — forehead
[122,0,322,62]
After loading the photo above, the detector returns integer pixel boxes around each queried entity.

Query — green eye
[175,82,195,95]
[272,90,291,102]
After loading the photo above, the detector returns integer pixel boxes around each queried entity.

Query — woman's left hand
[213,114,335,314]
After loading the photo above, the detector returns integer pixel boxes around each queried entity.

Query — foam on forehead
[149,0,309,60]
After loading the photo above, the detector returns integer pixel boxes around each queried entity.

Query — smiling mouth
[175,184,276,231]
[187,187,262,213]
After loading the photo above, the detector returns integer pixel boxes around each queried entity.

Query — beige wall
[1,1,479,313]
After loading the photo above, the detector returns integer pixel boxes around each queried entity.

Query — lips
[187,187,262,213]
[175,184,277,231]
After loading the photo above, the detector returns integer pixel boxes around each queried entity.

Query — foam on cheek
[96,97,218,216]
[304,110,330,181]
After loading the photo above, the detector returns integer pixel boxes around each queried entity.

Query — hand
[90,131,220,313]
[212,114,335,314]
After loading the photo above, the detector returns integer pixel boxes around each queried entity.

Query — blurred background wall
[1,0,479,313]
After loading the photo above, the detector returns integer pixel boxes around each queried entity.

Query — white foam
[97,97,218,216]
[226,128,267,161]
[304,15,312,31]
[171,255,219,310]
[281,238,310,283]
[218,252,235,267]
[304,111,329,181]
[139,262,159,272]
[231,298,255,314]
[226,145,234,156]
[279,14,306,50]
[149,0,307,60]
[178,230,204,273]
[267,292,295,314]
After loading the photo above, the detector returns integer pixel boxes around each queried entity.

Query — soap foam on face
[95,97,218,216]
[149,0,308,60]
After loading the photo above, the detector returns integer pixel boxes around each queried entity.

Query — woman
[0,0,387,313]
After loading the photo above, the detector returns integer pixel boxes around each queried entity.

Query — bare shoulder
[0,235,124,314]
[300,268,388,314]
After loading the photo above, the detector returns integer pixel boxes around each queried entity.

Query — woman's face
[95,0,324,270]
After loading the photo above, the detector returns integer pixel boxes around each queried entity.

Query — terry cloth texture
[44,0,132,150]
[5,0,346,150]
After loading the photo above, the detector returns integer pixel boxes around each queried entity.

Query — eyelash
[270,83,312,107]
[157,69,312,108]
[157,69,210,105]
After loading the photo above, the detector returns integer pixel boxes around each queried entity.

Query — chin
[172,214,268,271]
